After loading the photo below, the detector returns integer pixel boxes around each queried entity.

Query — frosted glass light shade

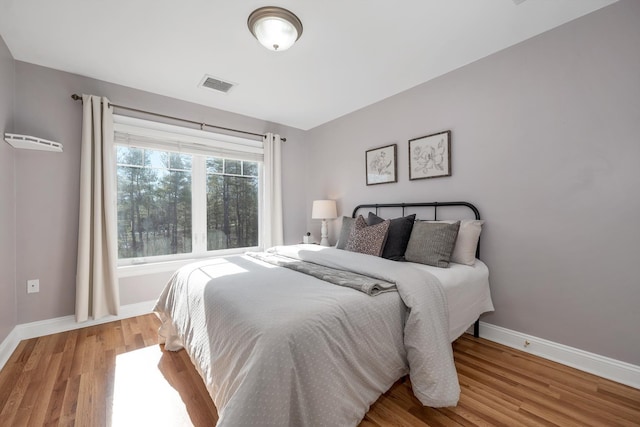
[312,200,337,220]
[248,7,303,52]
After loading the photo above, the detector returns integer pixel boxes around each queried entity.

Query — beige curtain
[262,133,284,249]
[75,94,120,322]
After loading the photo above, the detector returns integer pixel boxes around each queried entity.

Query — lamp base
[320,219,330,247]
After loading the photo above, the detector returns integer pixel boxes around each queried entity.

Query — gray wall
[0,36,16,343]
[305,0,640,365]
[12,62,307,322]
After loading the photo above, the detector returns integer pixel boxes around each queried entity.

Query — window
[206,158,259,251]
[113,116,263,266]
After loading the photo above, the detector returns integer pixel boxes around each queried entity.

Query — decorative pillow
[335,216,355,249]
[345,215,390,257]
[428,220,484,265]
[404,221,460,268]
[367,212,416,260]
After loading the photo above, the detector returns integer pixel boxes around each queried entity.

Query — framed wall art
[366,144,397,185]
[408,130,451,180]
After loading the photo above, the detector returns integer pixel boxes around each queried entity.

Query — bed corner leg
[473,320,480,338]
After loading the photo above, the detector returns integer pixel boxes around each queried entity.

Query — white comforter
[154,245,460,426]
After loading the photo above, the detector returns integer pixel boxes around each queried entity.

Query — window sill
[117,247,256,278]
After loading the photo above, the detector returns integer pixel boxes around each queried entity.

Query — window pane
[206,157,223,174]
[117,147,192,259]
[224,159,241,175]
[206,158,259,251]
[117,146,143,166]
[243,161,258,177]
[168,152,192,170]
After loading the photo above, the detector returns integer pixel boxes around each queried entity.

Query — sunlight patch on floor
[112,346,192,426]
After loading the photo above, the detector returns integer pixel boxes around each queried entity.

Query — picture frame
[408,130,451,180]
[366,144,397,185]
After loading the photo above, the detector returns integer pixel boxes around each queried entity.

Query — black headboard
[352,201,480,221]
[351,201,481,257]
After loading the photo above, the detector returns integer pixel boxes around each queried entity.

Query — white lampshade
[312,200,337,220]
[248,7,303,52]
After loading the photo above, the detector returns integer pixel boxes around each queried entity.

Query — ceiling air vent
[199,75,235,94]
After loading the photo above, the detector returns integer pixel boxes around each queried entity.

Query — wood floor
[1,314,638,426]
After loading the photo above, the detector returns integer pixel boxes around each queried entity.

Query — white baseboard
[480,321,640,389]
[0,300,156,371]
[0,327,21,374]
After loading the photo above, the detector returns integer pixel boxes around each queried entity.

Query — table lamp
[311,200,337,246]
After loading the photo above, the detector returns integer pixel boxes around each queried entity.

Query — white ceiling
[0,0,617,130]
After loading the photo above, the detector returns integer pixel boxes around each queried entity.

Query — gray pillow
[404,221,460,268]
[345,215,390,257]
[335,216,355,249]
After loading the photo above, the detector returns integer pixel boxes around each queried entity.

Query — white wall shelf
[4,133,63,152]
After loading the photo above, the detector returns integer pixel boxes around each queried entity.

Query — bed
[154,201,494,426]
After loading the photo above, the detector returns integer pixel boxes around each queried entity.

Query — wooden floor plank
[0,314,638,426]
[68,327,87,378]
[58,374,81,426]
[43,378,67,427]
[74,372,96,427]
[26,351,63,426]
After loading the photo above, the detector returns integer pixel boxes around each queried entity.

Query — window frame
[113,116,263,276]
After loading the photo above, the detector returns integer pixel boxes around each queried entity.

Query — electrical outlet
[27,279,39,294]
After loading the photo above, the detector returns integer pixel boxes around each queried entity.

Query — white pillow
[427,220,484,265]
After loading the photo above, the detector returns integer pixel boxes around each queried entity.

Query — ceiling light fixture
[247,6,303,52]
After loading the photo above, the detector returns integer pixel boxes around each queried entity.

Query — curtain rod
[70,94,286,142]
